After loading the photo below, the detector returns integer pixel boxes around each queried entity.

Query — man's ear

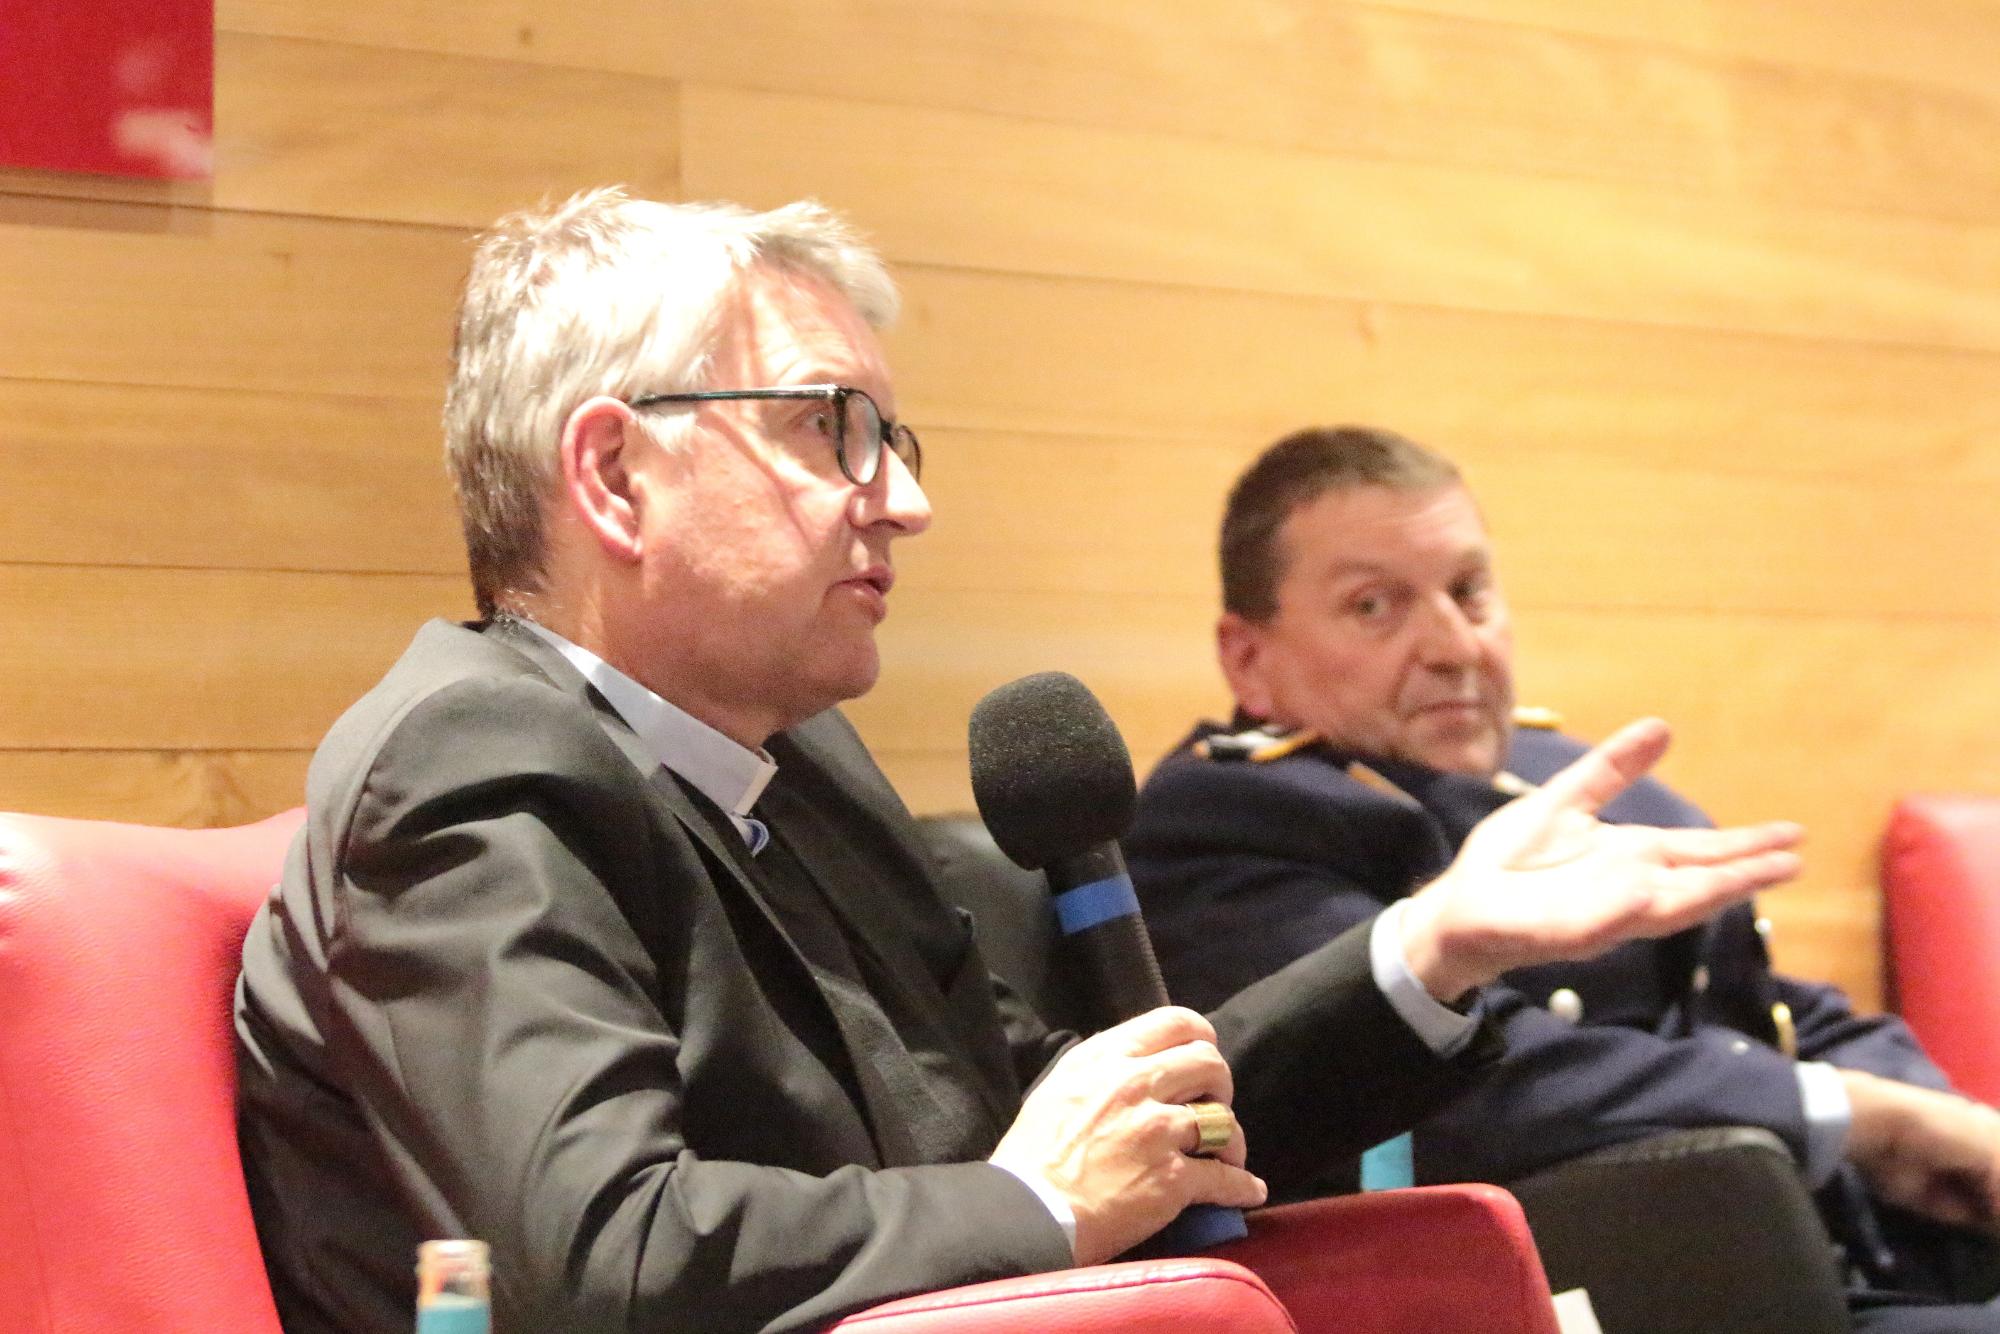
[559,397,646,564]
[1216,612,1275,720]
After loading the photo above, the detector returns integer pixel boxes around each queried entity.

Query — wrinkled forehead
[1277,481,1490,577]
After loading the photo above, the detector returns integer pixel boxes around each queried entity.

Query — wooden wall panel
[0,567,469,749]
[909,427,2000,624]
[889,268,2000,478]
[1371,0,2000,105]
[6,0,1999,1014]
[218,1,2000,227]
[683,85,2000,354]
[0,202,463,396]
[0,379,459,572]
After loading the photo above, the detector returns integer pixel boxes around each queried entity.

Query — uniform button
[1755,917,1774,940]
[1691,965,1710,994]
[1548,988,1584,1023]
[1730,1039,1750,1054]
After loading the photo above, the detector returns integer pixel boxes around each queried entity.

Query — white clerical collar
[510,618,776,853]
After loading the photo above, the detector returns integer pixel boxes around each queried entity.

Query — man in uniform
[1126,424,2000,1330]
[234,197,1799,1334]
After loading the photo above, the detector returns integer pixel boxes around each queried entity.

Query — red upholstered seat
[0,809,1553,1334]
[1882,794,2000,1106]
[0,810,300,1334]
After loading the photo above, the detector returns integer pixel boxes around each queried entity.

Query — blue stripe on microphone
[1052,874,1141,935]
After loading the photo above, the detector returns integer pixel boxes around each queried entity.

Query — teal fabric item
[1360,1131,1414,1190]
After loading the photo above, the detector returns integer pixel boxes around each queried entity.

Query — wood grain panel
[887,267,2000,478]
[0,379,459,573]
[0,566,470,749]
[0,750,309,827]
[684,86,2000,353]
[1370,0,2000,105]
[209,2,2000,225]
[905,426,2000,621]
[211,33,678,227]
[0,201,464,397]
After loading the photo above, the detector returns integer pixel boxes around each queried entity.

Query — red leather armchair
[0,810,1555,1334]
[1882,794,2000,1105]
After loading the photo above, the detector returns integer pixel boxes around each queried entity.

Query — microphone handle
[1046,843,1248,1253]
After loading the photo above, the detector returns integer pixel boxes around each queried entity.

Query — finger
[1136,1039,1237,1108]
[1094,1006,1219,1058]
[1529,718,1671,818]
[1654,821,1806,867]
[1642,853,1803,927]
[1178,1156,1269,1210]
[1179,1100,1248,1166]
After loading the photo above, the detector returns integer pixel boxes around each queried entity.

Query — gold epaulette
[1194,726,1322,764]
[1512,705,1564,731]
[1345,761,1419,806]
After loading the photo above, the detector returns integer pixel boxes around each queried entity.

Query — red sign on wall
[0,0,214,180]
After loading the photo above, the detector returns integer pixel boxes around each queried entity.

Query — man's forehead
[1281,483,1491,572]
[714,265,891,392]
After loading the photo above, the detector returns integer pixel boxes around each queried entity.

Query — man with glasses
[234,191,1799,1334]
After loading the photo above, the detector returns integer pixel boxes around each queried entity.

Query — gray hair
[443,187,899,616]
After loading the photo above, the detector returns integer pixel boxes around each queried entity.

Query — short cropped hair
[1220,425,1461,620]
[443,187,899,616]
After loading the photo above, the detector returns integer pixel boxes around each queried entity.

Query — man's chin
[1403,727,1506,778]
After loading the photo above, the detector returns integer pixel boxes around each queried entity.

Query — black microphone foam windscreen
[968,671,1137,870]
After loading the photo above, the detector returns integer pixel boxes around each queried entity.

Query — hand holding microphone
[971,672,1257,1259]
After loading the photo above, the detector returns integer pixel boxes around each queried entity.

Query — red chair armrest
[1212,1186,1559,1334]
[1883,794,2000,1105]
[829,1258,1294,1333]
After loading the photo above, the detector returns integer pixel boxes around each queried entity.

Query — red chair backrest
[1882,794,2000,1106]
[0,809,303,1334]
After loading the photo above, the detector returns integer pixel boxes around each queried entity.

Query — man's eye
[1351,594,1389,621]
[806,409,841,441]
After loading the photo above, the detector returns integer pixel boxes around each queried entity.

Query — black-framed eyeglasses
[626,383,922,487]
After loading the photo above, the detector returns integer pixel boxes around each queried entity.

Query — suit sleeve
[312,678,1069,1334]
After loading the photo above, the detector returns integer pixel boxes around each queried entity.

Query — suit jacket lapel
[478,620,899,1155]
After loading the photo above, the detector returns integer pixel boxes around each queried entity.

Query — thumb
[1529,717,1671,818]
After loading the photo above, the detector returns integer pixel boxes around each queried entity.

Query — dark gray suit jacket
[235,620,1484,1333]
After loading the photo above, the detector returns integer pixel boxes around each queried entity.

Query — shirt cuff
[1371,899,1480,1058]
[993,1163,1078,1259]
[1795,1060,1852,1187]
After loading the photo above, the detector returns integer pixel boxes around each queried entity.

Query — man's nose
[1416,595,1482,666]
[855,448,932,537]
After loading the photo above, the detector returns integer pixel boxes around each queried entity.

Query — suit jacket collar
[477,617,981,1164]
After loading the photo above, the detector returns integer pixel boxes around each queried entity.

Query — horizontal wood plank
[0,750,309,827]
[886,267,2000,479]
[683,85,2000,354]
[210,33,678,227]
[0,201,465,397]
[0,379,460,573]
[903,426,2000,621]
[0,566,471,749]
[1369,0,2000,106]
[203,3,2000,227]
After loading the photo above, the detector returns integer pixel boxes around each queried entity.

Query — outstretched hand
[1400,718,1804,1002]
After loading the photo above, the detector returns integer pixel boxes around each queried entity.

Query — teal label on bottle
[416,1296,490,1334]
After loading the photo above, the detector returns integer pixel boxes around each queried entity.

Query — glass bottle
[415,1239,491,1334]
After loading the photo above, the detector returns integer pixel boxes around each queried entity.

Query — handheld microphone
[969,671,1248,1251]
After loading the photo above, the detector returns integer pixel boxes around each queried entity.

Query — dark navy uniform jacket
[1126,721,1951,1190]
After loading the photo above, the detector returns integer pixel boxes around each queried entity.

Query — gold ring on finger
[1187,1100,1234,1158]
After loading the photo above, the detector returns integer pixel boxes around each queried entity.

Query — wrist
[1400,881,1490,1003]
